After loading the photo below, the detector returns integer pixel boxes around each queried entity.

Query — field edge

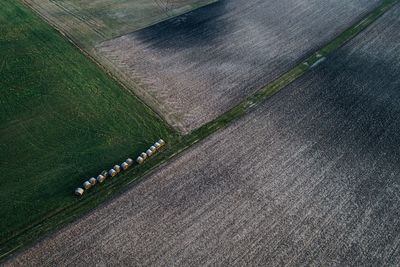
[1,0,399,263]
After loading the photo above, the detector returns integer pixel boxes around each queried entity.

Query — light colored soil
[6,5,400,265]
[96,0,382,133]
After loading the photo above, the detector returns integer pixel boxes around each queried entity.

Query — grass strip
[185,0,399,144]
[1,0,398,262]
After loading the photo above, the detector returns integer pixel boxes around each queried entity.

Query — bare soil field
[7,4,400,266]
[97,0,382,132]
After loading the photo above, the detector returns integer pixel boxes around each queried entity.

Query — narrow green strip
[185,0,399,145]
[1,0,398,262]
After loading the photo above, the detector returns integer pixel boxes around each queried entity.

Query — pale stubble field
[7,4,400,266]
[97,0,382,132]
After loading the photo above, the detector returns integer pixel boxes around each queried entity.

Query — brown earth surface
[97,0,382,132]
[6,4,400,266]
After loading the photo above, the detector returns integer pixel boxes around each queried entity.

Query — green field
[0,0,176,247]
[1,0,398,262]
[22,0,216,47]
[19,0,218,132]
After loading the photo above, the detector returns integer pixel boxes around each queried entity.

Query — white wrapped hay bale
[140,152,147,160]
[121,162,129,170]
[113,165,121,173]
[158,139,165,146]
[109,169,117,177]
[83,181,92,190]
[146,149,153,157]
[89,177,97,186]
[101,170,108,178]
[125,158,133,166]
[150,146,157,152]
[97,175,106,183]
[154,142,161,149]
[136,156,144,164]
[75,188,84,196]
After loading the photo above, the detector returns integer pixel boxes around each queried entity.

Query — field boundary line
[18,0,220,134]
[99,0,219,43]
[184,0,399,143]
[17,0,184,133]
[1,0,399,263]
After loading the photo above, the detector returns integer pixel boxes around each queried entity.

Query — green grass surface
[1,0,399,262]
[0,0,176,249]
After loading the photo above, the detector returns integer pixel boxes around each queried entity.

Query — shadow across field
[302,47,400,209]
[134,0,229,49]
[7,4,400,266]
[97,0,382,132]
